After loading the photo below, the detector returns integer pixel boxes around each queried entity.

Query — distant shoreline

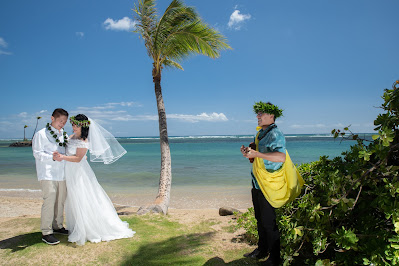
[8,140,32,147]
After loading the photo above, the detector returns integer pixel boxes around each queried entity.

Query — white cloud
[289,123,360,130]
[77,106,111,111]
[70,102,144,122]
[76,32,84,38]
[285,122,376,134]
[18,112,28,118]
[103,17,136,31]
[73,109,127,119]
[0,121,13,126]
[0,37,7,48]
[110,112,229,123]
[168,112,228,123]
[0,51,12,55]
[108,102,141,107]
[290,124,327,129]
[59,101,227,125]
[112,115,158,121]
[76,102,141,111]
[0,37,12,55]
[228,10,251,30]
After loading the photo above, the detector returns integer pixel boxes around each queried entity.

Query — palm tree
[134,0,231,214]
[32,116,42,139]
[23,125,28,141]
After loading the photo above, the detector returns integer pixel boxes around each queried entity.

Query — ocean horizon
[0,132,373,141]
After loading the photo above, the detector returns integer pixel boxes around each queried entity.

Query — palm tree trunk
[137,70,172,215]
[32,120,39,139]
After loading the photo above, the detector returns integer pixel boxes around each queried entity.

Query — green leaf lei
[253,101,283,118]
[46,123,68,147]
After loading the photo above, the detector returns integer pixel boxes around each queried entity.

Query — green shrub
[233,207,258,244]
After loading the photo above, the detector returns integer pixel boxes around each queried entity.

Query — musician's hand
[243,148,258,159]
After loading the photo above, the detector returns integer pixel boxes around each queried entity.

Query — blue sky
[1,0,398,139]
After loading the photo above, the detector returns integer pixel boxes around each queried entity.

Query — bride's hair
[75,114,89,140]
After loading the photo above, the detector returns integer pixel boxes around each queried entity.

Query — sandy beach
[0,184,254,210]
[0,192,251,219]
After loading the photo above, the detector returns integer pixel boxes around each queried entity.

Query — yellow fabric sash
[252,131,305,208]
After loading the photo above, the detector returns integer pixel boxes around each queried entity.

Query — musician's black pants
[251,188,281,263]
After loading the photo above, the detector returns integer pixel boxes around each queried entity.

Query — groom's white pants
[40,180,67,235]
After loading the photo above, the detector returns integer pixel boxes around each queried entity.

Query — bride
[54,114,135,245]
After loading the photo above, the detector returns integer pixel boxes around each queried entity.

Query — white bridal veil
[87,118,126,164]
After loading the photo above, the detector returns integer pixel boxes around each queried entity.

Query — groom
[32,108,69,245]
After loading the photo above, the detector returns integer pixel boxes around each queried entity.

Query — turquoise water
[0,134,360,193]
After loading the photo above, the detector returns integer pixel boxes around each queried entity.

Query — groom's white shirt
[32,124,67,181]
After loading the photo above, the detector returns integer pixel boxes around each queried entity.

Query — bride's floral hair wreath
[70,116,91,127]
[253,101,283,119]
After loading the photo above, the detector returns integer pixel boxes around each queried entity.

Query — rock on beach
[219,207,241,216]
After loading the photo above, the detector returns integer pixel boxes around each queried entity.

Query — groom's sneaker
[53,227,69,235]
[42,234,60,245]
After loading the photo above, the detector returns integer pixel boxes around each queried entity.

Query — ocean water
[0,134,363,208]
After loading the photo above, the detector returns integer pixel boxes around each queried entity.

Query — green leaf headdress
[253,101,283,118]
[70,116,91,127]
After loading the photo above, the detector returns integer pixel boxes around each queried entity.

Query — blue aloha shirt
[251,124,286,189]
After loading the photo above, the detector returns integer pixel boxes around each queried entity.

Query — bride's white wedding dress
[64,138,135,245]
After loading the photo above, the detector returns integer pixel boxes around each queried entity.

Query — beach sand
[0,184,253,210]
[0,194,250,219]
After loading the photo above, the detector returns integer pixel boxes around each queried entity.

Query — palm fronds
[162,58,184,70]
[133,0,158,58]
[134,0,231,74]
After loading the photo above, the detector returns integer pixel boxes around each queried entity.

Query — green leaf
[372,134,380,140]
[332,226,359,250]
[358,150,372,161]
[394,221,399,234]
[315,259,331,266]
[294,226,303,236]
